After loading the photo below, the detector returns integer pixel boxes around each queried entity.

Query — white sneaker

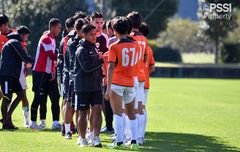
[39,120,46,129]
[79,138,88,147]
[52,121,61,130]
[30,121,42,130]
[76,137,81,145]
[93,136,102,147]
[24,120,30,128]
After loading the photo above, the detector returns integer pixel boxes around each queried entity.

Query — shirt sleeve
[108,45,117,63]
[149,47,155,65]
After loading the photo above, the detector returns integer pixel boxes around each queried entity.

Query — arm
[42,38,57,60]
[10,42,34,64]
[105,62,115,100]
[78,48,103,72]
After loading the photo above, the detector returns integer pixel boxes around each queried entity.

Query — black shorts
[0,76,23,96]
[75,91,103,110]
[32,71,51,94]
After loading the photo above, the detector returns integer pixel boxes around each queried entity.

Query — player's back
[109,38,140,87]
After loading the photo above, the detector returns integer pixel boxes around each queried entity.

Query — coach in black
[74,24,103,147]
[0,27,34,129]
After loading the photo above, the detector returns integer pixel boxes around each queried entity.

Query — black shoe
[2,122,18,130]
[64,131,72,140]
[94,143,102,148]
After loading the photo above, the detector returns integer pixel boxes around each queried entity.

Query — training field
[0,77,240,152]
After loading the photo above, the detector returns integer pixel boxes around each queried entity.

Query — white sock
[90,131,94,140]
[143,109,147,138]
[40,119,46,124]
[65,124,71,133]
[138,114,145,139]
[53,120,59,125]
[31,121,37,125]
[122,113,126,139]
[124,114,131,140]
[114,114,124,143]
[22,106,29,121]
[128,118,138,141]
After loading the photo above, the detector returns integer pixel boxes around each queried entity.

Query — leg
[78,110,88,138]
[109,90,124,145]
[7,91,23,121]
[91,104,102,137]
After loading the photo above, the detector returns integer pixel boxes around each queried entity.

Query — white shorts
[19,63,27,90]
[111,84,136,105]
[135,81,145,109]
[143,89,149,106]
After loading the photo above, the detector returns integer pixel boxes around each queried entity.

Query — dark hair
[17,26,30,35]
[49,18,61,29]
[106,20,113,30]
[82,24,96,34]
[84,16,90,22]
[127,11,142,29]
[0,14,9,26]
[139,22,150,36]
[91,12,103,20]
[126,17,133,34]
[112,17,129,35]
[73,11,87,21]
[74,18,86,31]
[102,20,107,30]
[65,17,75,29]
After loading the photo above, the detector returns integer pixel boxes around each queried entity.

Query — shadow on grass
[141,132,240,152]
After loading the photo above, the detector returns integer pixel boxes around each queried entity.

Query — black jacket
[74,39,103,93]
[0,33,34,79]
[69,35,81,86]
[62,31,75,92]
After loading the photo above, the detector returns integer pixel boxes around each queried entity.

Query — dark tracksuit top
[0,33,34,79]
[74,39,103,93]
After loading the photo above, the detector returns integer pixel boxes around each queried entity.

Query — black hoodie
[0,33,34,79]
[74,39,103,93]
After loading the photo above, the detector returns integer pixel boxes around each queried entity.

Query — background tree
[157,18,214,53]
[3,0,88,55]
[198,0,240,63]
[110,0,179,38]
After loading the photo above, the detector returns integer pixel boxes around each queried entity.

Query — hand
[26,63,32,69]
[49,72,56,81]
[98,52,103,59]
[105,88,111,101]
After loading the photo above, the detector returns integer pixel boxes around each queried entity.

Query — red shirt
[33,32,57,74]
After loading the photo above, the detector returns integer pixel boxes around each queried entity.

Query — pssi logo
[203,3,232,13]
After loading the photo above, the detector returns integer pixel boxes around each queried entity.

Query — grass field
[1,77,240,152]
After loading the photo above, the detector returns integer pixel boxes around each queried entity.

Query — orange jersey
[144,46,155,89]
[130,31,149,82]
[108,38,140,87]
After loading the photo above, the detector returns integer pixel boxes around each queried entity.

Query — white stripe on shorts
[75,94,78,110]
[4,81,8,94]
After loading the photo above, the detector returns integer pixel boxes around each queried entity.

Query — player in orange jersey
[139,22,155,144]
[105,16,139,150]
[127,11,149,144]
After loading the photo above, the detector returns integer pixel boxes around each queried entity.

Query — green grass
[1,77,240,152]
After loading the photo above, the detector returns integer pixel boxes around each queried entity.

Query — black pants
[31,72,60,121]
[103,86,113,130]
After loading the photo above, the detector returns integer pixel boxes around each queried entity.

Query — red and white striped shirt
[33,32,57,74]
